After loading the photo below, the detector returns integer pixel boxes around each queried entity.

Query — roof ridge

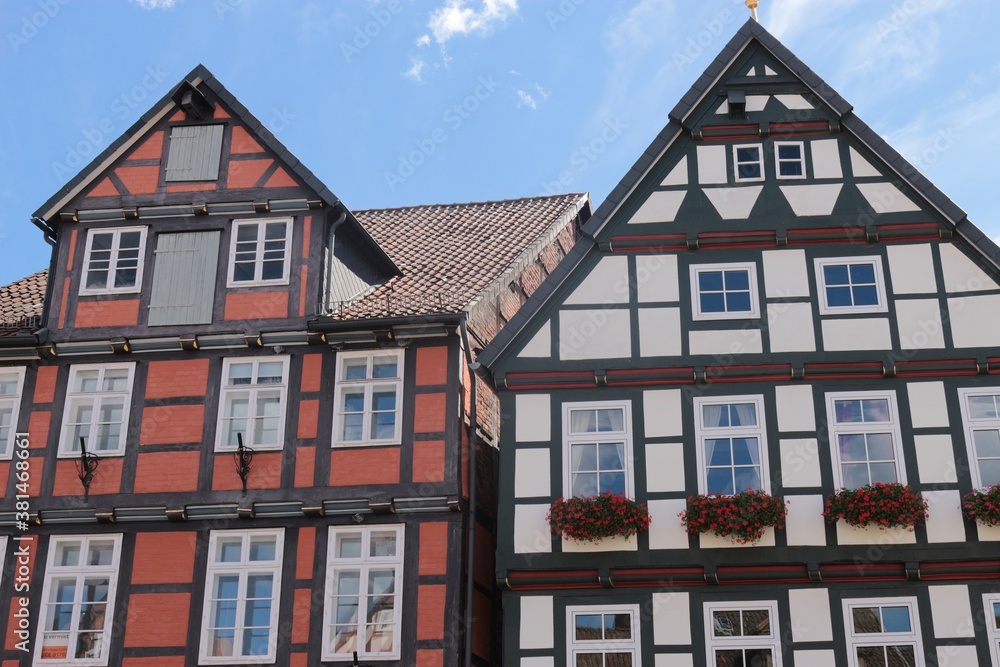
[355,193,586,215]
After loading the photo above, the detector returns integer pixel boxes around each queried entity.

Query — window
[691,263,760,320]
[323,526,404,661]
[566,604,641,667]
[35,534,122,665]
[704,600,782,667]
[734,144,764,182]
[200,529,283,664]
[843,598,924,667]
[0,368,25,459]
[958,389,1000,489]
[563,401,633,498]
[775,141,806,179]
[333,350,403,446]
[815,257,888,314]
[59,364,135,458]
[79,227,146,295]
[826,391,904,489]
[694,396,769,494]
[216,357,289,452]
[227,219,292,286]
[165,124,224,182]
[984,594,1000,667]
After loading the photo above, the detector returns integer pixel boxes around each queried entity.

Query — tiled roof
[0,270,46,337]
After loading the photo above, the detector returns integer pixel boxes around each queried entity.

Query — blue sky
[1,0,998,287]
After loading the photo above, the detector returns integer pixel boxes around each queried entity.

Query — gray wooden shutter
[164,125,224,181]
[148,231,220,326]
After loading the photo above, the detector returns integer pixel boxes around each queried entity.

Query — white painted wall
[520,596,554,648]
[645,443,685,492]
[914,435,958,484]
[934,646,979,667]
[647,499,690,550]
[789,588,833,641]
[775,385,816,432]
[559,309,632,360]
[906,382,949,428]
[924,490,966,544]
[849,147,880,177]
[644,389,683,437]
[792,650,836,667]
[779,184,842,216]
[654,655,693,667]
[835,522,916,545]
[887,244,937,294]
[785,495,827,546]
[821,318,892,351]
[515,394,550,442]
[652,591,691,644]
[562,533,637,553]
[948,295,1000,348]
[928,585,975,638]
[810,139,842,179]
[564,256,630,305]
[636,254,679,303]
[895,299,945,350]
[762,249,809,298]
[856,182,921,213]
[940,244,1000,292]
[780,439,822,488]
[628,191,687,224]
[513,504,552,553]
[704,186,763,219]
[519,321,551,358]
[696,145,727,184]
[688,328,763,355]
[767,302,816,352]
[638,308,682,357]
[660,156,688,186]
[514,448,551,498]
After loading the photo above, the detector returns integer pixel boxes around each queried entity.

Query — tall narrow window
[775,141,806,179]
[695,396,769,494]
[959,389,1000,488]
[566,605,641,667]
[80,227,146,295]
[35,534,122,665]
[815,257,888,314]
[734,144,764,182]
[216,357,289,451]
[333,350,403,446]
[0,368,25,459]
[59,364,135,457]
[843,598,924,667]
[227,219,292,286]
[704,601,782,667]
[323,526,404,661]
[563,401,633,498]
[826,391,904,489]
[200,529,283,664]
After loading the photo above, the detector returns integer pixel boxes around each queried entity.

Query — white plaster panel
[775,385,816,432]
[935,646,980,667]
[688,328,763,356]
[792,650,836,667]
[746,95,769,112]
[810,138,843,179]
[978,523,1000,541]
[821,318,892,351]
[785,495,827,546]
[940,243,1000,292]
[924,490,966,544]
[519,320,551,358]
[521,659,554,667]
[697,145,727,184]
[774,94,813,110]
[652,591,691,645]
[789,588,833,641]
[780,439,822,488]
[513,504,552,554]
[559,309,632,360]
[948,295,1000,348]
[849,146,882,177]
[704,186,763,220]
[887,244,937,294]
[857,182,922,213]
[660,156,688,186]
[767,302,816,352]
[655,656,693,667]
[896,299,945,350]
[929,585,975,638]
[907,382,949,429]
[762,249,810,298]
[835,522,916,545]
[779,184,842,216]
[700,527,775,548]
[520,596,554,649]
[647,499,690,550]
[636,254,679,303]
[564,256,630,305]
[515,394,550,442]
[514,448,551,498]
[644,389,683,438]
[639,308,682,357]
[764,65,777,76]
[914,435,958,484]
[629,191,687,224]
[562,533,637,552]
[645,443,685,492]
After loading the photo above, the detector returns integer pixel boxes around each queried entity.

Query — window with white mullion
[59,364,135,458]
[984,594,1000,667]
[228,219,292,286]
[843,598,924,667]
[0,368,25,459]
[563,401,633,499]
[216,357,288,451]
[691,263,760,321]
[815,256,888,314]
[704,601,782,667]
[958,389,1000,488]
[826,391,904,489]
[80,227,146,295]
[775,141,806,179]
[333,351,403,446]
[566,604,641,667]
[694,396,769,495]
[733,143,764,182]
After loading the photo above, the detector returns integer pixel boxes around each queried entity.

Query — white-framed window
[0,367,26,459]
[984,594,1000,667]
[216,357,289,452]
[323,526,404,662]
[35,534,122,665]
[815,256,888,315]
[566,604,641,667]
[843,597,924,667]
[227,218,292,287]
[826,391,905,490]
[333,350,403,446]
[59,364,135,458]
[704,600,782,667]
[958,389,1000,489]
[563,401,634,498]
[199,529,284,664]
[691,263,760,320]
[774,141,806,179]
[734,144,764,182]
[694,396,769,495]
[79,227,147,295]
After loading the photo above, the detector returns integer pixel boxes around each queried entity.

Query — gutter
[459,316,479,667]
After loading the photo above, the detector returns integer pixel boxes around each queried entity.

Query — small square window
[775,141,806,179]
[566,604,640,666]
[227,219,293,287]
[691,263,760,320]
[815,257,888,314]
[734,144,764,182]
[843,598,923,667]
[80,227,147,295]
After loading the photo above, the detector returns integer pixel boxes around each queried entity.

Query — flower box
[547,492,651,543]
[961,484,1000,526]
[824,483,927,530]
[680,489,786,545]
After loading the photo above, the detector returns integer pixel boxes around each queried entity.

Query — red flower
[962,485,1000,526]
[547,492,652,543]
[679,490,786,544]
[824,483,927,530]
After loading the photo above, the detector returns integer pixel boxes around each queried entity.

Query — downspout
[459,316,478,667]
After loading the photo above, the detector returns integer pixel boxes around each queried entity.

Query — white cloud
[416,34,431,47]
[534,84,550,101]
[516,89,537,110]
[403,59,427,83]
[129,0,177,8]
[605,0,675,51]
[428,0,518,44]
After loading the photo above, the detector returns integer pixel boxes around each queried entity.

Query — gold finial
[746,0,759,22]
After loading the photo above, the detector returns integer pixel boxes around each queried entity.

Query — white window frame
[704,600,782,667]
[694,395,770,495]
[958,388,1000,489]
[566,604,641,667]
[58,363,135,458]
[984,594,1000,667]
[690,262,761,321]
[826,390,906,490]
[215,357,290,452]
[226,218,293,287]
[322,525,405,662]
[79,226,147,296]
[0,367,26,459]
[332,350,404,447]
[733,143,765,182]
[199,528,284,665]
[814,256,889,315]
[774,141,807,180]
[562,400,634,499]
[842,597,925,667]
[34,534,123,666]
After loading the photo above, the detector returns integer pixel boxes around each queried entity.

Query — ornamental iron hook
[76,436,100,501]
[234,432,254,495]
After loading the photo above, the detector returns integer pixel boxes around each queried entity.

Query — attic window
[165,125,224,182]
